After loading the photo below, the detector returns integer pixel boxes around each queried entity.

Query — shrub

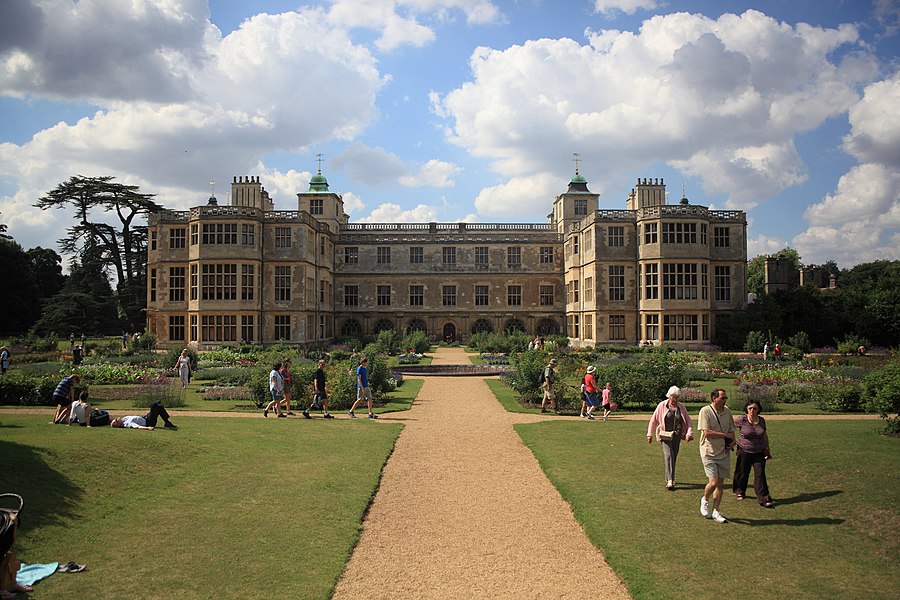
[863,359,900,435]
[0,373,87,406]
[744,331,766,354]
[595,350,688,410]
[374,329,403,355]
[198,386,252,402]
[710,353,743,372]
[193,366,255,386]
[131,378,185,408]
[402,330,430,354]
[789,331,812,354]
[816,383,864,412]
[777,383,814,404]
[508,351,549,401]
[735,382,777,413]
[836,333,870,356]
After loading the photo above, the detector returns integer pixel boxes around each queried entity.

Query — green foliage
[131,380,186,408]
[402,330,430,354]
[595,350,688,410]
[816,383,864,413]
[507,351,550,400]
[0,373,86,406]
[129,332,156,353]
[744,330,767,353]
[710,353,743,372]
[863,359,900,435]
[468,330,532,354]
[0,238,42,333]
[734,382,778,413]
[789,331,812,354]
[836,333,870,355]
[374,329,402,354]
[193,366,255,386]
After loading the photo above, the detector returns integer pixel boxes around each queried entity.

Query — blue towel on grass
[17,562,58,586]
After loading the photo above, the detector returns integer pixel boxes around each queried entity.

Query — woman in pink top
[647,385,694,490]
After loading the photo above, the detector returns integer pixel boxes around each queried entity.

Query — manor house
[145,168,747,348]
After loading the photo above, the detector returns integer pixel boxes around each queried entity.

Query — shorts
[702,455,731,479]
[357,386,373,402]
[53,395,73,407]
[271,389,284,402]
[585,392,598,408]
[543,388,555,401]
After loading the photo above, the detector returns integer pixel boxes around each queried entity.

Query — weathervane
[315,153,324,174]
[572,152,581,175]
[209,180,216,196]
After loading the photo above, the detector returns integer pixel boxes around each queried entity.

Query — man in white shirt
[110,400,177,430]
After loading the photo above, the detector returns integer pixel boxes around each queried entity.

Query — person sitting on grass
[68,390,92,427]
[109,400,177,430]
[1,552,32,600]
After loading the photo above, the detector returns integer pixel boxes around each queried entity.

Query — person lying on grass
[109,400,177,430]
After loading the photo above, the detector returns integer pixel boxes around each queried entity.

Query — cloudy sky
[1,0,898,268]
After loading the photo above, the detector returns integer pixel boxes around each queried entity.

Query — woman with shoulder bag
[647,386,694,491]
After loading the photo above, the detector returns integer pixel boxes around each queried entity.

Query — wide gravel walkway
[331,347,631,599]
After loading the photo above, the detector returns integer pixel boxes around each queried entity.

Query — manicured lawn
[1,415,402,598]
[515,419,899,600]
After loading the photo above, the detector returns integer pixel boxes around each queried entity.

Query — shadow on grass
[0,440,82,535]
[775,490,843,506]
[730,516,845,527]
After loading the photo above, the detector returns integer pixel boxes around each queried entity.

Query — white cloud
[435,10,878,215]
[593,1,661,16]
[474,173,559,217]
[358,202,440,222]
[341,191,367,217]
[335,142,461,187]
[399,159,462,187]
[843,73,900,167]
[746,232,788,259]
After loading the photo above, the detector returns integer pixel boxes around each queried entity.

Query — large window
[662,222,697,244]
[714,227,730,247]
[241,316,254,343]
[274,266,291,302]
[540,285,554,306]
[190,264,198,300]
[344,285,359,306]
[377,247,391,264]
[170,228,186,249]
[507,285,522,306]
[410,247,423,264]
[377,285,391,306]
[168,267,185,302]
[574,199,588,215]
[644,222,658,244]
[190,224,199,246]
[644,314,659,341]
[202,223,238,245]
[644,263,659,299]
[150,231,157,250]
[584,314,593,340]
[567,279,579,303]
[168,315,185,341]
[241,265,254,301]
[607,226,624,247]
[201,264,237,301]
[715,266,731,301]
[664,314,699,341]
[310,198,323,215]
[442,285,456,306]
[608,266,625,301]
[507,246,521,267]
[274,227,291,248]
[201,315,237,342]
[274,315,290,340]
[442,246,456,265]
[475,246,488,265]
[609,315,625,340]
[540,246,554,264]
[149,269,156,302]
[662,263,698,300]
[474,285,489,306]
[344,247,358,264]
[242,224,255,246]
[409,285,424,306]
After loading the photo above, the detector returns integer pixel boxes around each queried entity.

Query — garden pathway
[330,347,631,599]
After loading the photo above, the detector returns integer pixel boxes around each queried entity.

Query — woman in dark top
[732,400,774,507]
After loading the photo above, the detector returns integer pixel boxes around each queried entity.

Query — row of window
[564,264,733,304]
[566,313,710,341]
[345,245,554,266]
[167,313,330,342]
[343,284,556,307]
[154,224,330,254]
[643,223,730,247]
[154,264,332,305]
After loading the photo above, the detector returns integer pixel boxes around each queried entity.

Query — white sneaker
[700,497,709,517]
[712,509,727,523]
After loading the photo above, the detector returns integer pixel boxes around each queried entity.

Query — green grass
[1,414,402,598]
[515,419,899,600]
[379,378,423,413]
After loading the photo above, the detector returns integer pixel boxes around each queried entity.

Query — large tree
[0,237,42,332]
[26,246,66,300]
[35,175,162,326]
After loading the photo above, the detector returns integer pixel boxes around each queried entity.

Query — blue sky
[1,0,898,268]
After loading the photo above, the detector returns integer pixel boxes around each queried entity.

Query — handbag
[658,430,676,441]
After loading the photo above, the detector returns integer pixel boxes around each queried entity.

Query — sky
[0,0,898,269]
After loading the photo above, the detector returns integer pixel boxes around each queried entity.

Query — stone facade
[146,170,747,348]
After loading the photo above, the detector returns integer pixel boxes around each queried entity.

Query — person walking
[51,374,81,424]
[540,359,559,414]
[175,349,192,388]
[263,362,286,418]
[583,366,599,420]
[763,341,769,361]
[348,357,377,419]
[647,386,693,490]
[699,389,735,523]
[732,400,774,507]
[279,358,296,416]
[0,346,9,374]
[601,382,615,421]
[304,359,334,419]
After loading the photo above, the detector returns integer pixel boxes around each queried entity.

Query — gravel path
[331,348,631,599]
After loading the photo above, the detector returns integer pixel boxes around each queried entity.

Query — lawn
[1,415,403,599]
[515,419,899,600]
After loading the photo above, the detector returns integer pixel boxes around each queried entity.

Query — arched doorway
[373,319,395,335]
[442,322,457,343]
[340,319,362,338]
[504,318,526,333]
[536,318,560,336]
[471,318,493,335]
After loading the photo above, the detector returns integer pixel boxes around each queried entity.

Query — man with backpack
[303,359,334,419]
[540,359,560,414]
